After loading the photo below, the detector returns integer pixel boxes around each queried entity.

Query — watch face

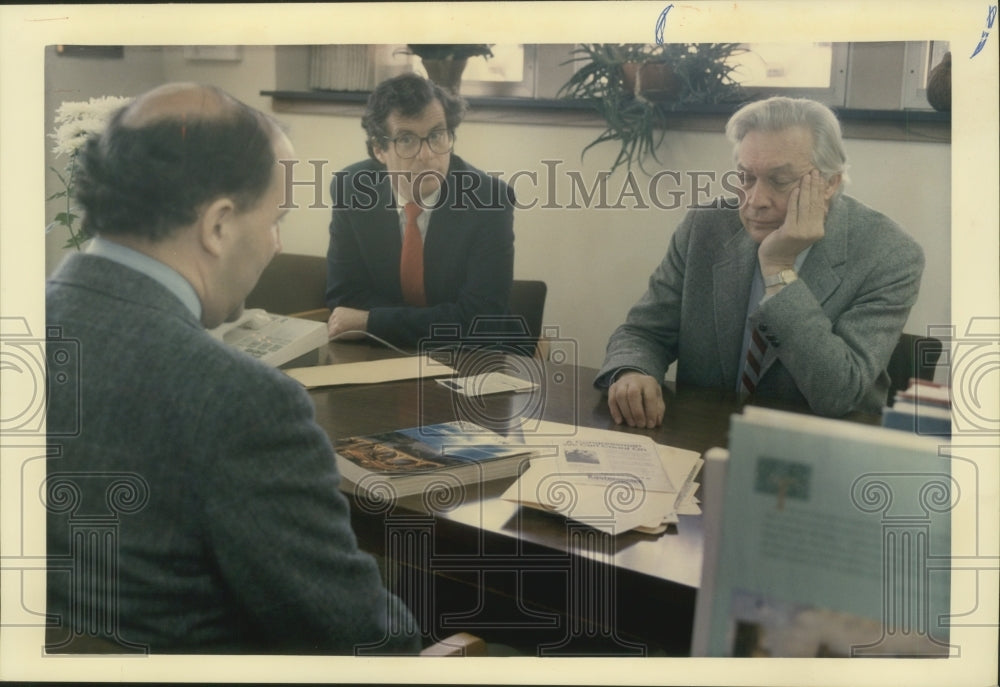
[765,270,797,287]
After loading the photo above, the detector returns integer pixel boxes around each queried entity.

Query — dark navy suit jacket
[325,155,515,347]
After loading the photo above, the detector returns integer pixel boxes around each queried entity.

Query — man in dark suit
[597,97,924,427]
[45,83,421,654]
[325,73,515,348]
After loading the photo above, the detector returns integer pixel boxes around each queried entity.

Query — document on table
[284,355,456,388]
[501,422,702,536]
[556,433,676,492]
[437,371,539,396]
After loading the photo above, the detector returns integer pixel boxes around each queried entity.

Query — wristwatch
[764,269,798,288]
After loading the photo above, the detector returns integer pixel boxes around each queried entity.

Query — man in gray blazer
[596,97,924,427]
[45,83,420,654]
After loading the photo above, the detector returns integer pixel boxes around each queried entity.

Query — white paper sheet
[436,371,539,396]
[284,355,455,388]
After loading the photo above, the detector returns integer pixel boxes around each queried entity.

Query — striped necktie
[400,202,426,307]
[740,327,768,399]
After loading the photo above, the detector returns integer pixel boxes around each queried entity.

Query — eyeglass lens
[392,130,454,158]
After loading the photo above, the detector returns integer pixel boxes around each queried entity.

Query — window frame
[297,43,949,116]
[902,40,950,110]
[733,42,849,107]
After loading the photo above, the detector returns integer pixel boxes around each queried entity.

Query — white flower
[48,95,133,250]
[50,95,133,158]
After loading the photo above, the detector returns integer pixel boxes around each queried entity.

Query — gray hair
[726,97,850,188]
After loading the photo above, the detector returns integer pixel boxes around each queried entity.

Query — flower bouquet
[47,96,132,249]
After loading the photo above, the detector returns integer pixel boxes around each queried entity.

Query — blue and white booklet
[692,406,952,658]
[334,420,534,499]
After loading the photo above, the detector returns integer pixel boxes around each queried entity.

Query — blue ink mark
[971,30,989,58]
[970,5,997,58]
[655,4,674,45]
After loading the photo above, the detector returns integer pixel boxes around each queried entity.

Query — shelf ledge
[263,90,951,144]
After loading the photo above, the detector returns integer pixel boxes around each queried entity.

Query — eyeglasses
[382,129,455,159]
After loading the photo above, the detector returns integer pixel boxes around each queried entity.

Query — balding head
[74,82,281,242]
[120,82,237,128]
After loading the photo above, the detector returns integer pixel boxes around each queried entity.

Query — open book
[334,420,534,499]
[692,406,952,658]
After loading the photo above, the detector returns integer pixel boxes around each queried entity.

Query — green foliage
[558,43,747,174]
[46,161,91,250]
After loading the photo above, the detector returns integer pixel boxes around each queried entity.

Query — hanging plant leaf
[558,43,747,173]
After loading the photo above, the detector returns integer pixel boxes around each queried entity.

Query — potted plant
[403,44,494,94]
[558,43,747,173]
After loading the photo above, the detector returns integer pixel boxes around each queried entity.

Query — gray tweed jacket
[596,194,925,416]
[46,253,420,654]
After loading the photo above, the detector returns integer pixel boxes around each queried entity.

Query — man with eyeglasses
[325,73,515,348]
[595,96,925,426]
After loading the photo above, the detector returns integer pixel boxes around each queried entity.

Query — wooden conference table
[287,340,858,656]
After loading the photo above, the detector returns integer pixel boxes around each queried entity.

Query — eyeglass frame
[377,128,456,159]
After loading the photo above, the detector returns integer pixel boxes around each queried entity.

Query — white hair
[726,97,850,189]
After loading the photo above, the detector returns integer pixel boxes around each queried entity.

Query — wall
[44,45,951,377]
[271,109,951,374]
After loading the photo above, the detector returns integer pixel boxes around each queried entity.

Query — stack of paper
[882,378,951,437]
[500,423,701,536]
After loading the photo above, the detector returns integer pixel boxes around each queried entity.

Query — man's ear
[823,173,842,201]
[372,142,388,166]
[198,197,236,258]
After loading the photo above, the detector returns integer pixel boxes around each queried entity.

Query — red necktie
[400,202,426,307]
[740,327,768,399]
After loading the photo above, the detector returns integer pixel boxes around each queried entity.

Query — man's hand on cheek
[759,169,827,270]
